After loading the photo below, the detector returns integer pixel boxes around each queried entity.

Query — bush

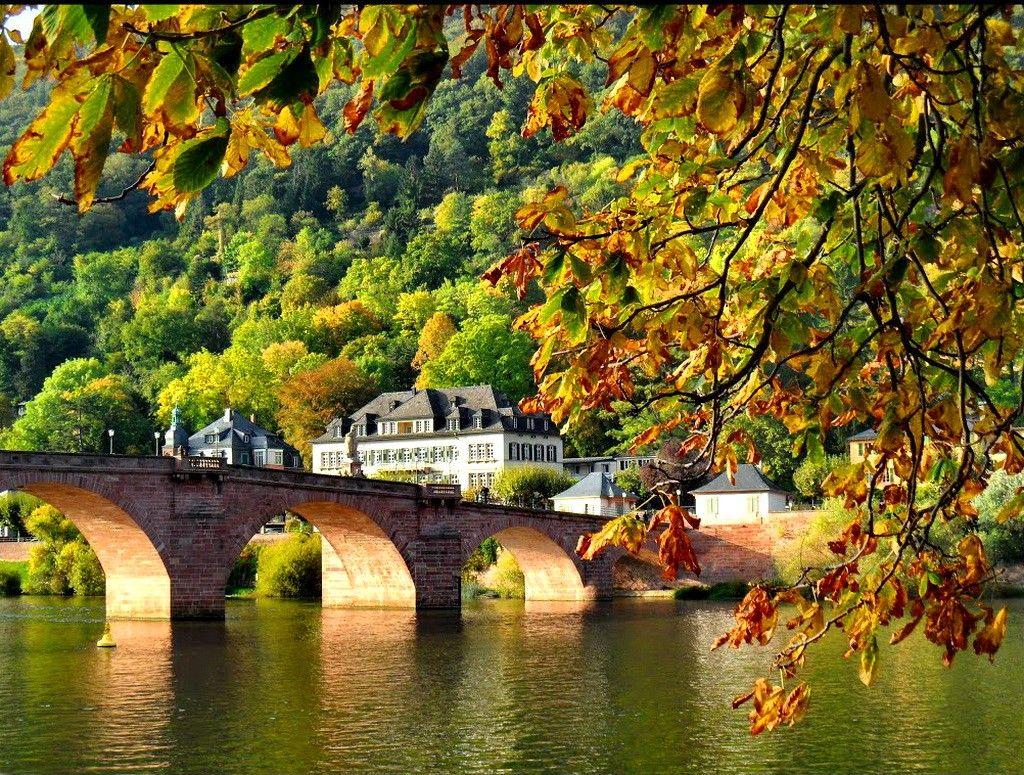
[674,581,749,600]
[255,533,322,599]
[974,472,1024,565]
[227,543,261,592]
[493,465,577,508]
[490,548,525,598]
[792,455,846,502]
[0,565,21,596]
[22,504,105,596]
[773,498,878,585]
[61,542,105,596]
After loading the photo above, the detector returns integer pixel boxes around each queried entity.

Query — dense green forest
[0,43,642,462]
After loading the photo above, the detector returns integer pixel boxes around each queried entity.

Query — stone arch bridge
[0,451,619,620]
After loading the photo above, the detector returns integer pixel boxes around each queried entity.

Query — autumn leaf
[859,634,879,686]
[696,67,744,134]
[973,607,1007,662]
[576,513,648,560]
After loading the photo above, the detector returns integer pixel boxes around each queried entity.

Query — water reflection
[0,596,1020,775]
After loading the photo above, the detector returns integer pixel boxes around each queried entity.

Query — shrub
[792,455,846,503]
[974,472,1024,565]
[255,533,322,599]
[773,498,882,585]
[490,548,525,598]
[493,465,576,508]
[674,584,710,600]
[708,580,749,600]
[62,542,105,596]
[0,565,21,596]
[22,504,105,596]
[227,543,261,592]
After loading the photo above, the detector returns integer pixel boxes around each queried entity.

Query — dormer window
[527,418,535,431]
[205,433,216,444]
[242,434,250,444]
[474,415,483,429]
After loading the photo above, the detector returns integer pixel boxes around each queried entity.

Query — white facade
[694,490,791,526]
[551,494,634,517]
[313,429,563,489]
[562,454,654,478]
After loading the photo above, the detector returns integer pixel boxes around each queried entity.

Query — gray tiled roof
[552,472,635,500]
[690,464,790,495]
[189,410,299,457]
[320,386,551,441]
[848,428,878,441]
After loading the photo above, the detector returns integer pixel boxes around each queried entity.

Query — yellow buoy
[96,621,116,648]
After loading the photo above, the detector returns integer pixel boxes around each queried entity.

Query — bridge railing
[178,456,225,471]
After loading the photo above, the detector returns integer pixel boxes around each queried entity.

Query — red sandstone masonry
[0,451,812,619]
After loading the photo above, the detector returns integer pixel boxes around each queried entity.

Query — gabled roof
[552,472,635,501]
[848,428,878,441]
[690,464,790,495]
[189,410,297,454]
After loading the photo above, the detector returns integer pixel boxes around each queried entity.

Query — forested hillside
[0,42,640,461]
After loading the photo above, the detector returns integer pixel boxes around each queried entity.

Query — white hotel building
[311,386,563,489]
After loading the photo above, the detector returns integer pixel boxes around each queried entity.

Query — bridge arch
[0,474,171,619]
[223,496,418,608]
[462,520,594,602]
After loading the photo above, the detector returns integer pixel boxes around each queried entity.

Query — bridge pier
[409,526,463,609]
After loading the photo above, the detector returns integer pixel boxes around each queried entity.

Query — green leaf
[241,15,292,56]
[70,75,115,210]
[173,132,230,193]
[143,5,180,22]
[83,4,110,45]
[143,52,199,127]
[237,49,298,96]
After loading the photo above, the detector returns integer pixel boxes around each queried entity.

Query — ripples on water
[0,596,1020,774]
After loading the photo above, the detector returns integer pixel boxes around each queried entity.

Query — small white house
[551,472,637,517]
[690,464,793,526]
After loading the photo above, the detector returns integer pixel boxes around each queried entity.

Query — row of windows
[468,472,495,489]
[468,443,495,463]
[362,446,459,465]
[509,443,558,462]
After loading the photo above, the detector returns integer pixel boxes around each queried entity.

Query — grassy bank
[0,560,28,596]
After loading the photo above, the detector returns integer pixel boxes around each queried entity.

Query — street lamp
[107,428,114,455]
[154,431,161,456]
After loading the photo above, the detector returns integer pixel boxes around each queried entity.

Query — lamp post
[154,431,161,457]
[107,428,114,455]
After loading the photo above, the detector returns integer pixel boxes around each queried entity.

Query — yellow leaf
[697,68,743,135]
[859,634,879,686]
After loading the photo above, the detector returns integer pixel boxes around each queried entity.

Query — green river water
[0,596,1020,774]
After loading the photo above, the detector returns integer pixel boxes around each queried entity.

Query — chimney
[250,414,256,423]
[224,408,232,422]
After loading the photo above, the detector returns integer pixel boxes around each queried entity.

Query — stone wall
[615,511,819,589]
[0,541,33,562]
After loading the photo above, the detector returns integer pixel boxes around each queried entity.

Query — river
[0,596,1020,774]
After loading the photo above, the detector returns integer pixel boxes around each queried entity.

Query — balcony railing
[179,456,225,471]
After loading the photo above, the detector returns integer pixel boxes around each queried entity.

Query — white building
[551,472,637,516]
[562,454,655,478]
[690,464,793,526]
[311,386,563,489]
